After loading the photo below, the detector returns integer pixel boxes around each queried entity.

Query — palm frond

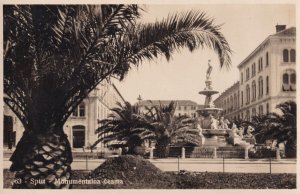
[119,10,231,70]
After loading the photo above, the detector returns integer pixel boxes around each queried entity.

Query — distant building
[3,80,125,150]
[138,100,204,118]
[214,25,296,121]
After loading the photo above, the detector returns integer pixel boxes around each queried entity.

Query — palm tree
[91,101,151,154]
[243,114,272,144]
[4,5,231,188]
[247,101,296,158]
[145,101,201,158]
[267,101,296,158]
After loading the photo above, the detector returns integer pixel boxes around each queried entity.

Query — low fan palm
[247,101,296,158]
[145,101,201,158]
[92,102,151,154]
[267,101,296,158]
[243,114,273,144]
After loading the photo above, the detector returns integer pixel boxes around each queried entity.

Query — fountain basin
[197,108,223,117]
[199,90,219,95]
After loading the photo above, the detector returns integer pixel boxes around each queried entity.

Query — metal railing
[149,156,296,174]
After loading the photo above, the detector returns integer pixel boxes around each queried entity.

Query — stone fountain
[196,60,253,149]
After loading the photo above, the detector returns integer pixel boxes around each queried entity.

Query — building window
[266,76,269,95]
[73,102,85,117]
[258,105,263,115]
[266,103,270,114]
[258,57,263,71]
[252,63,256,77]
[72,125,85,148]
[266,52,269,66]
[258,76,263,98]
[246,110,250,121]
[246,68,250,81]
[291,73,296,90]
[241,72,243,84]
[234,94,237,110]
[282,69,296,91]
[79,103,85,117]
[252,108,256,117]
[283,49,289,62]
[178,106,181,110]
[184,106,187,110]
[230,96,233,111]
[237,93,240,108]
[252,81,256,101]
[241,91,243,107]
[290,49,296,62]
[246,84,250,104]
[227,98,230,112]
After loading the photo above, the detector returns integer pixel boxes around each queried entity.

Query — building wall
[214,26,296,122]
[138,100,202,118]
[214,82,240,121]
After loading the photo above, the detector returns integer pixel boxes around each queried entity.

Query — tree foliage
[92,101,151,153]
[4,5,231,135]
[144,101,200,146]
[247,101,296,157]
[93,101,200,157]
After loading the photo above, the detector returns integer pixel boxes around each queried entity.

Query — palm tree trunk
[156,137,170,158]
[9,130,73,189]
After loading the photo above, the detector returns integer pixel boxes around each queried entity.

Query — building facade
[214,25,296,121]
[138,100,203,118]
[214,82,240,121]
[3,80,125,150]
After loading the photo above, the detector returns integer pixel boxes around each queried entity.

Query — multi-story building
[214,82,240,121]
[214,25,296,121]
[3,80,125,150]
[138,100,204,118]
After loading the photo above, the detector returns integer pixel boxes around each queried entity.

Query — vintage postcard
[1,0,299,193]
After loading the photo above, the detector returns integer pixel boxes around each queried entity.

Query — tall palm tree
[91,101,152,154]
[145,101,200,158]
[4,5,231,188]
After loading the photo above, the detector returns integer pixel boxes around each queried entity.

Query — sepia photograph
[1,0,298,191]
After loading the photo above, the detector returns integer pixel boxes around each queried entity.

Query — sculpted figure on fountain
[245,126,255,138]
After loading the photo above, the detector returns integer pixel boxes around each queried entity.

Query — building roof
[271,27,296,37]
[237,27,296,69]
[214,81,240,103]
[138,100,199,107]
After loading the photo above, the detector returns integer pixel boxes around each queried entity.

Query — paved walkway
[150,158,297,173]
[3,157,296,173]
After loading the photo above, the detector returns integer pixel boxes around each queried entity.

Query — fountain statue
[243,126,256,144]
[194,60,255,150]
[245,126,255,138]
[196,60,227,147]
[206,59,213,81]
[196,120,205,146]
[218,117,229,129]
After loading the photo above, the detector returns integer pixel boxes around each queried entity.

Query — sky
[113,4,296,104]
